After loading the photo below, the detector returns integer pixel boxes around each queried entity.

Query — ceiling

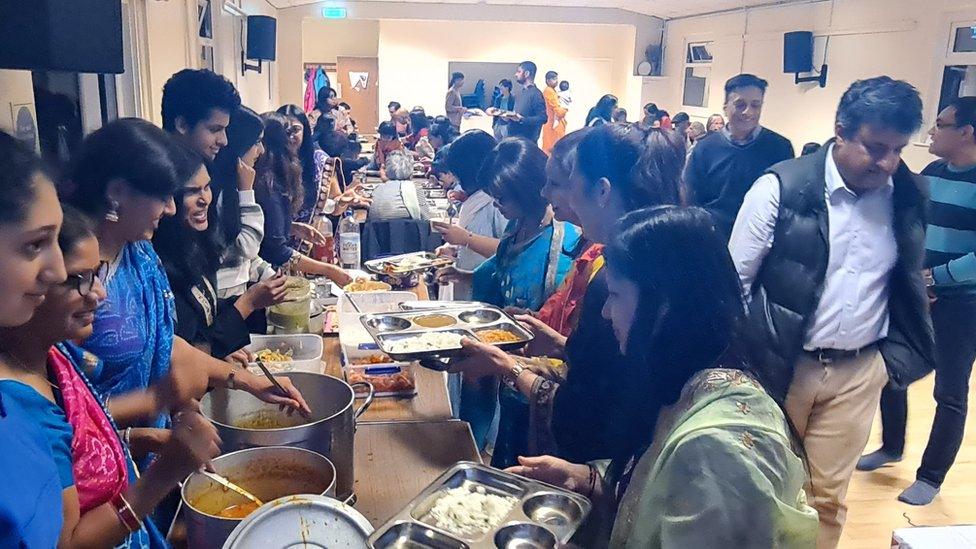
[268,0,811,19]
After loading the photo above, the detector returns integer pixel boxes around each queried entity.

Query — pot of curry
[199,372,373,501]
[181,446,336,548]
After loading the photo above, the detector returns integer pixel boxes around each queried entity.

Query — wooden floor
[842,371,976,547]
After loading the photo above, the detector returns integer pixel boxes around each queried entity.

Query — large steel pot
[200,372,373,500]
[181,446,336,549]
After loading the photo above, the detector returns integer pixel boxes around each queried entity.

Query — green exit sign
[322,7,347,19]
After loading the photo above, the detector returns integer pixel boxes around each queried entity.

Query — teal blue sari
[461,219,580,452]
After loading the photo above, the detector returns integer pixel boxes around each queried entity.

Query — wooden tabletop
[352,420,481,526]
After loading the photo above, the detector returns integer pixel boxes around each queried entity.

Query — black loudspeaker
[784,31,814,74]
[246,16,276,61]
[0,0,123,73]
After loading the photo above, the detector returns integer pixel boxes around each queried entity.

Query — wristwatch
[502,360,527,390]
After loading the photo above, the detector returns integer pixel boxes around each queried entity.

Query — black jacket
[745,142,935,399]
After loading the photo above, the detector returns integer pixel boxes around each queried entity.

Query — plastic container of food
[266,277,313,334]
[341,346,415,398]
[245,334,323,374]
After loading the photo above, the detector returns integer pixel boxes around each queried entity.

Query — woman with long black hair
[464,207,818,547]
[254,112,352,285]
[211,106,276,298]
[154,145,287,359]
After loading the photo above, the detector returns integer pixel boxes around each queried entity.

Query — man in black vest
[729,76,935,548]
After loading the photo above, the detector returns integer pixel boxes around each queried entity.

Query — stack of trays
[359,305,533,362]
[369,462,591,548]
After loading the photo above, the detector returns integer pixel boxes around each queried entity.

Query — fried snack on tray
[348,369,416,394]
[343,278,392,292]
[350,353,393,365]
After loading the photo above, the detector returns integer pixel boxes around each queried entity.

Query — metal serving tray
[359,305,534,362]
[364,252,455,276]
[368,461,591,548]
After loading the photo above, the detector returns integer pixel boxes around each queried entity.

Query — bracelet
[122,427,132,447]
[111,492,143,533]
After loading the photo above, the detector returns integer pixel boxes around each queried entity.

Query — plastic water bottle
[311,212,335,263]
[338,210,361,270]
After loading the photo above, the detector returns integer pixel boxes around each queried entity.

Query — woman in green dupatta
[466,207,818,548]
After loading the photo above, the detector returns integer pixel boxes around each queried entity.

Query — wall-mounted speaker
[784,31,814,74]
[0,0,123,73]
[246,15,276,61]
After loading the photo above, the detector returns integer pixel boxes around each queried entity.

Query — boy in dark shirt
[684,73,794,237]
[859,96,976,506]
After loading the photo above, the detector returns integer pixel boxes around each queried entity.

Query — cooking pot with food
[199,372,374,501]
[181,446,336,548]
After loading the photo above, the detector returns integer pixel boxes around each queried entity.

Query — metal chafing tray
[359,305,533,362]
[368,461,591,548]
[364,252,455,276]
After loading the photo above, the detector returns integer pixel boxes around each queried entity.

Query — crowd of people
[0,56,972,549]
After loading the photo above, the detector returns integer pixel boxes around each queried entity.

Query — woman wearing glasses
[65,119,309,437]
[0,206,223,548]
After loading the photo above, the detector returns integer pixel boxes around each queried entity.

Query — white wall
[142,0,279,124]
[278,1,663,119]
[644,0,976,170]
[0,69,35,135]
[376,19,638,132]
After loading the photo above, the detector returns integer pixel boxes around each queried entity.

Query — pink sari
[48,346,129,513]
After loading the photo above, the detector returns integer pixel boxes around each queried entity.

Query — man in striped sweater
[858,96,976,505]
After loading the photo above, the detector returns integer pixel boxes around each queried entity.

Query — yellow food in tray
[476,329,522,344]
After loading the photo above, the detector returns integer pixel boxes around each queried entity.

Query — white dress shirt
[729,144,897,351]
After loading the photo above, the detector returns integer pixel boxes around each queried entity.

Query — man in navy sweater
[684,73,794,237]
[858,96,976,506]
[504,61,547,144]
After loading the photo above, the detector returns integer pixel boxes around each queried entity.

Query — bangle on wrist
[111,492,143,533]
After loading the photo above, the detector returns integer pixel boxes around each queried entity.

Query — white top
[729,144,897,351]
[450,190,508,300]
[216,189,274,297]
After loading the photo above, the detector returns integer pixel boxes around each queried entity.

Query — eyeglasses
[64,270,101,297]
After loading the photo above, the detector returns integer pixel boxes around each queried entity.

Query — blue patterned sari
[81,241,175,430]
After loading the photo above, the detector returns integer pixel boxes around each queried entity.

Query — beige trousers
[785,348,888,549]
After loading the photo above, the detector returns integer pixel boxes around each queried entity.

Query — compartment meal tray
[368,461,592,548]
[359,305,533,362]
[364,251,455,276]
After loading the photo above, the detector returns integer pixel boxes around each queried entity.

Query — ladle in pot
[199,470,264,508]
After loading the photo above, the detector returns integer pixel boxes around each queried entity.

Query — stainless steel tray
[364,252,455,276]
[359,305,534,362]
[368,461,591,548]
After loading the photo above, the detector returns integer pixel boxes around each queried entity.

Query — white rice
[387,331,465,354]
[426,485,518,536]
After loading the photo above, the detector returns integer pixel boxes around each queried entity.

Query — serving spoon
[200,470,264,507]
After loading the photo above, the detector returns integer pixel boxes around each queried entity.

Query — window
[939,24,976,113]
[682,41,712,108]
[197,0,216,71]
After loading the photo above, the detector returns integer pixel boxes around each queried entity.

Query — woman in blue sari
[0,206,222,548]
[437,137,579,456]
[65,119,309,431]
